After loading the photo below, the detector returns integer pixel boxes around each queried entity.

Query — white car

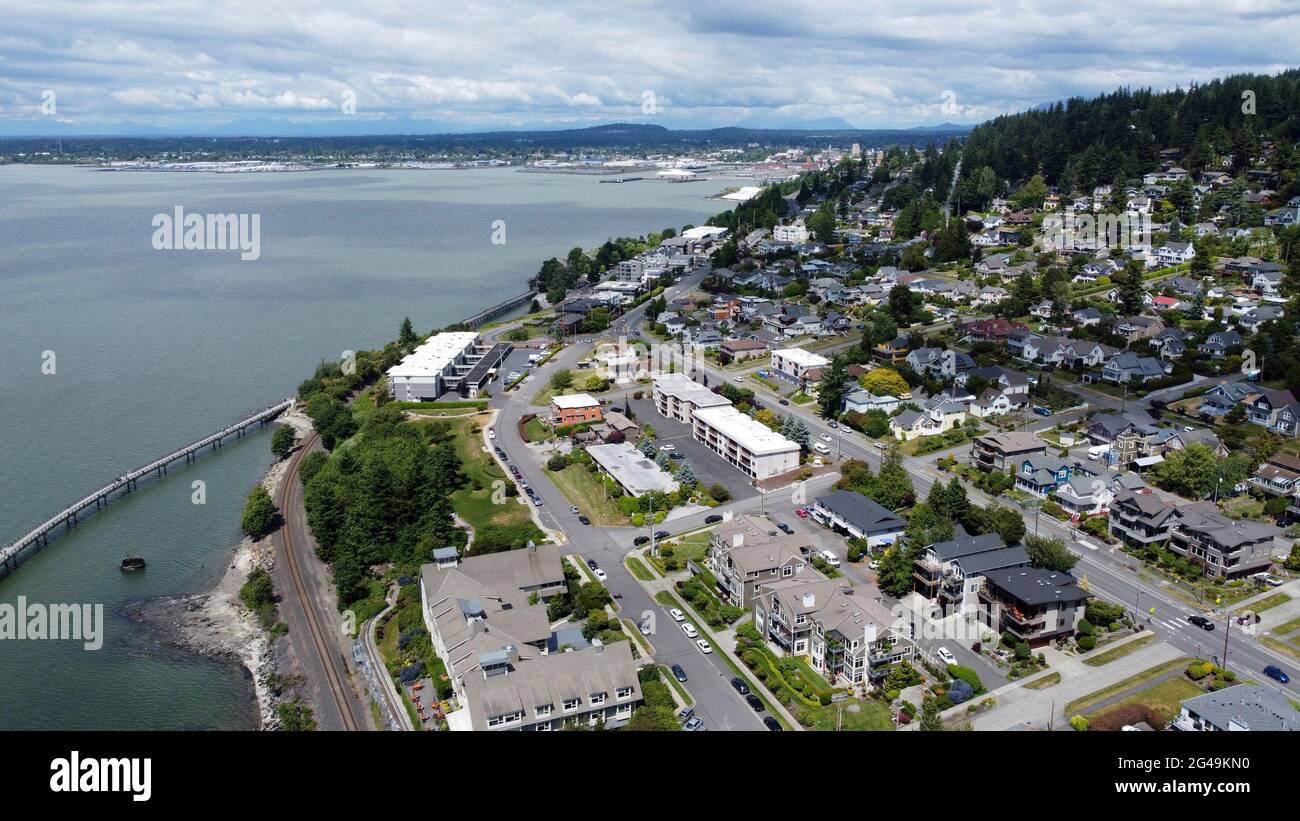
[594,569,608,582]
[696,639,713,654]
[639,621,652,636]
[488,429,496,439]
[819,433,832,442]
[867,559,880,571]
[813,443,830,455]
[820,550,840,567]
[681,622,699,639]
[936,647,958,666]
[670,608,685,622]
[733,376,745,382]
[659,444,676,452]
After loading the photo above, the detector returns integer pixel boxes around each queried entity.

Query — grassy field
[435,413,539,535]
[1090,676,1205,725]
[1271,615,1300,636]
[546,464,629,525]
[1066,657,1193,717]
[1083,633,1157,667]
[1023,672,1061,690]
[1258,635,1300,659]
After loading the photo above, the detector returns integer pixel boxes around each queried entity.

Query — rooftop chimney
[733,533,744,547]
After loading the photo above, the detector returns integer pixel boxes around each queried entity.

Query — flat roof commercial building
[585,442,680,497]
[387,332,507,400]
[651,372,731,422]
[691,405,801,480]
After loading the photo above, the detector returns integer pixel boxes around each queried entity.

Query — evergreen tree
[675,461,697,491]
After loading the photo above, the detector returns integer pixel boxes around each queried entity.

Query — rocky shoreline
[128,408,315,730]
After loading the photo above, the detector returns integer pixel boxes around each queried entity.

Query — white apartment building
[691,405,801,480]
[651,372,731,422]
[771,347,830,384]
[773,221,810,244]
[388,331,500,401]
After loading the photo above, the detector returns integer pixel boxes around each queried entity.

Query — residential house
[1101,352,1170,384]
[1014,454,1074,497]
[811,490,906,547]
[1198,329,1244,358]
[718,338,768,365]
[912,530,1029,617]
[1169,507,1280,579]
[1173,685,1300,732]
[842,390,899,416]
[708,514,816,609]
[977,568,1091,647]
[1108,489,1180,548]
[971,431,1047,473]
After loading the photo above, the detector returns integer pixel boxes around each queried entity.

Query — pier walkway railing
[1,399,295,577]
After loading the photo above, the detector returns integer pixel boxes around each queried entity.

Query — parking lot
[624,395,758,503]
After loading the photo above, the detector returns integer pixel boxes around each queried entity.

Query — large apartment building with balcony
[1168,508,1280,580]
[751,576,913,688]
[1108,488,1180,547]
[970,431,1047,473]
[387,331,510,400]
[912,531,1029,618]
[977,567,1091,647]
[707,514,815,608]
[651,372,730,422]
[690,405,801,480]
[419,544,642,731]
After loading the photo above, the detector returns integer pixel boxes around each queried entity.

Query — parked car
[705,514,723,524]
[868,559,880,571]
[633,535,650,546]
[671,664,688,682]
[776,522,793,534]
[681,622,698,638]
[745,694,763,711]
[639,621,652,636]
[779,399,789,406]
[794,507,808,518]
[813,442,831,455]
[1263,665,1291,684]
[827,420,838,429]
[683,716,705,731]
[820,550,840,567]
[1253,573,1285,587]
[763,716,782,731]
[659,444,676,452]
[586,559,598,569]
[677,706,694,723]
[670,608,685,622]
[1187,614,1215,631]
[532,497,543,507]
[488,428,496,439]
[654,531,670,541]
[733,376,745,383]
[936,647,958,666]
[578,515,591,526]
[696,639,713,654]
[593,568,607,581]
[730,677,750,695]
[570,506,581,515]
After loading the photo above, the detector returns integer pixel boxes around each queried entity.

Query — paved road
[485,273,767,731]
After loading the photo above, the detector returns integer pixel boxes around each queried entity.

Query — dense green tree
[271,425,296,460]
[1024,535,1079,572]
[241,485,278,538]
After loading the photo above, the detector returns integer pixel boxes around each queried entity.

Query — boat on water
[121,555,146,571]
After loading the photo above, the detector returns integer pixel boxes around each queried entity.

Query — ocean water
[0,165,729,729]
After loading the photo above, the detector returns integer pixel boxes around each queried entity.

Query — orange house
[551,393,603,426]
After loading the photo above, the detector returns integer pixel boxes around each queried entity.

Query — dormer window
[563,698,580,712]
[590,692,606,705]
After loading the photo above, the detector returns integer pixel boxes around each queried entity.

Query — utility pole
[1222,612,1231,670]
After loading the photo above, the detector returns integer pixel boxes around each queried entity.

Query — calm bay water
[0,165,729,729]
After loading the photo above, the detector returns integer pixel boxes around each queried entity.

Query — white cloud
[0,0,1295,131]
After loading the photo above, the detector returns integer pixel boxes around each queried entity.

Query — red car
[795,508,809,518]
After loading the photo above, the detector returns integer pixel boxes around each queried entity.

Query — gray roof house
[1173,685,1299,732]
[812,490,906,546]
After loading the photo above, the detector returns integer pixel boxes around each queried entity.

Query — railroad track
[278,432,361,731]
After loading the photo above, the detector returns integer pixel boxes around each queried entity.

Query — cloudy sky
[1,0,1297,135]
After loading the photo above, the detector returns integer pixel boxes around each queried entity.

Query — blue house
[1015,455,1073,497]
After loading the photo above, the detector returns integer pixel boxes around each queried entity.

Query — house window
[616,687,633,700]
[536,704,552,718]
[782,566,793,577]
[590,692,606,706]
[563,698,580,712]
[795,614,806,624]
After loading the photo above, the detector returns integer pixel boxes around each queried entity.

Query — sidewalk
[632,557,804,730]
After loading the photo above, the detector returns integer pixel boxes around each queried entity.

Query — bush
[946,664,985,695]
[948,679,974,704]
[1014,641,1032,660]
[1069,714,1089,732]
[1076,619,1095,636]
[1076,635,1097,651]
[547,453,568,471]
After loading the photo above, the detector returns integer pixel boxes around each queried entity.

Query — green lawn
[1248,592,1291,614]
[546,464,629,526]
[1258,635,1300,660]
[1270,615,1300,636]
[521,416,550,442]
[648,530,711,574]
[1023,672,1061,690]
[625,556,656,581]
[1065,657,1194,716]
[1083,633,1157,667]
[659,666,694,707]
[621,618,653,657]
[1090,676,1205,725]
[434,414,540,536]
[805,698,894,731]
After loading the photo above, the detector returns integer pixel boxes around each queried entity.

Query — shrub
[1014,641,1032,660]
[948,679,974,704]
[947,664,985,695]
[1076,619,1095,636]
[1069,714,1089,732]
[1076,635,1097,651]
